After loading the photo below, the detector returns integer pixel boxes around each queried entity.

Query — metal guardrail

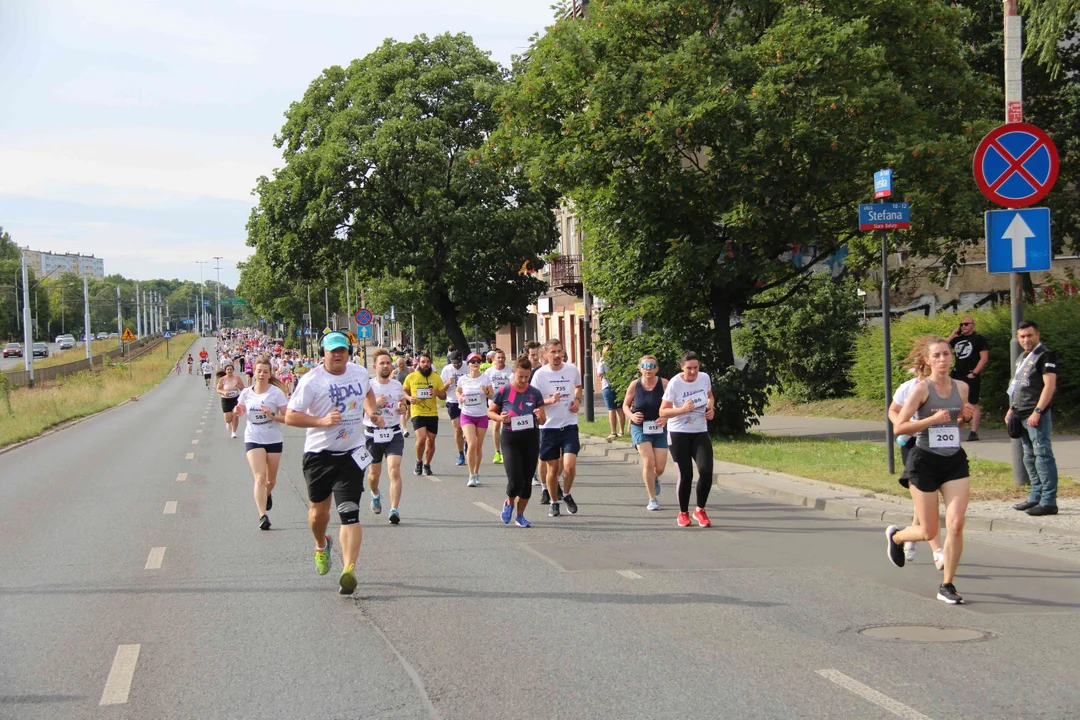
[2,336,165,388]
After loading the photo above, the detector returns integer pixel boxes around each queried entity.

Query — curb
[577,434,1080,540]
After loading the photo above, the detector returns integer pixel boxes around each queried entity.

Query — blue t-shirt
[491,384,544,429]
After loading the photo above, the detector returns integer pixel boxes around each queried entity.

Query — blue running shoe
[515,515,532,528]
[647,498,660,511]
[370,494,382,515]
[456,453,466,466]
[501,502,513,524]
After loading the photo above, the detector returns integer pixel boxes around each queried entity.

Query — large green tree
[246,33,558,353]
[497,0,996,432]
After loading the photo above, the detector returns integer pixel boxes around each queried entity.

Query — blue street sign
[390,305,395,322]
[357,325,372,339]
[355,308,372,326]
[383,312,391,322]
[163,331,172,338]
[858,203,910,232]
[985,208,1051,274]
[874,169,892,199]
[182,319,194,325]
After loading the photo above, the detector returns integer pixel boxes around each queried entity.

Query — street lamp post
[214,256,222,332]
[195,261,207,336]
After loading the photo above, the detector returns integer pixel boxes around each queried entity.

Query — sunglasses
[468,359,481,364]
[640,362,658,370]
[961,322,973,326]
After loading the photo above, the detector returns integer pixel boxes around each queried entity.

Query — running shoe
[467,475,478,488]
[936,583,964,605]
[563,493,578,515]
[414,461,423,476]
[532,472,542,487]
[540,488,551,505]
[230,431,237,439]
[259,514,271,531]
[403,429,410,438]
[885,526,906,568]
[423,464,433,476]
[339,565,357,595]
[456,453,466,466]
[501,502,514,524]
[493,452,503,464]
[515,515,532,528]
[549,502,560,517]
[371,494,382,514]
[903,541,917,562]
[693,508,711,527]
[315,535,333,576]
[647,498,660,511]
[677,511,691,527]
[266,493,272,511]
[933,548,945,571]
[389,509,400,525]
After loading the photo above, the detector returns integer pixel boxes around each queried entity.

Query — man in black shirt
[948,316,989,441]
[1007,321,1059,516]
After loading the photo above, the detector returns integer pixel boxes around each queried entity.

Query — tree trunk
[433,289,469,358]
[709,287,736,370]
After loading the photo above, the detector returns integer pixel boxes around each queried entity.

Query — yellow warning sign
[122,328,136,341]
[346,331,358,344]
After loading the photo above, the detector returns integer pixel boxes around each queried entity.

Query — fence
[2,336,166,388]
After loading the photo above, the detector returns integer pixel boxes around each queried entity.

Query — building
[20,248,105,279]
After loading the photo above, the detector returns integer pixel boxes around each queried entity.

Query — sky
[0,0,559,289]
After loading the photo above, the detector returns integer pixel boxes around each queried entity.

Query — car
[96,332,109,340]
[57,334,76,349]
[2,342,22,358]
[468,341,489,356]
[32,342,49,358]
[107,332,118,338]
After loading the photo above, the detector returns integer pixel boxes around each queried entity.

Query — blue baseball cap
[322,333,350,352]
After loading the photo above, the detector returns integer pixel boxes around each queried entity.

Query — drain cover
[858,625,990,643]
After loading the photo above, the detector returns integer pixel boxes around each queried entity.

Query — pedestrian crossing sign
[346,331,358,344]
[121,328,136,341]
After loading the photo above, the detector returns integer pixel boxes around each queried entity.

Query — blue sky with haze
[0,0,558,289]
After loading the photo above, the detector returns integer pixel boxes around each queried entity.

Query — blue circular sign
[973,123,1059,209]
[355,308,372,326]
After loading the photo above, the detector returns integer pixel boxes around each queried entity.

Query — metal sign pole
[881,226,895,475]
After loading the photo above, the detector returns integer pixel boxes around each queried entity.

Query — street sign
[355,308,372,326]
[858,203,910,232]
[346,331,358,344]
[322,327,332,337]
[383,312,391,322]
[163,331,172,338]
[973,123,1059,208]
[121,328,136,341]
[232,298,247,306]
[390,305,395,322]
[985,207,1051,274]
[874,169,893,199]
[203,300,211,306]
[181,318,194,325]
[357,325,372,339]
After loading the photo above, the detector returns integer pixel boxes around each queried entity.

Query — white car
[56,335,76,350]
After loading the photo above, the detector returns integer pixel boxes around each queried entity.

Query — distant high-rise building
[20,248,105,279]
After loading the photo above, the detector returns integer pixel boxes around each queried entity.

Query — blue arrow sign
[985,208,1051,274]
[357,325,372,339]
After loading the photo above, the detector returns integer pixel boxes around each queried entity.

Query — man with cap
[441,350,470,466]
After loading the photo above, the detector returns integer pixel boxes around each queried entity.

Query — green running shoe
[339,564,357,595]
[315,535,333,576]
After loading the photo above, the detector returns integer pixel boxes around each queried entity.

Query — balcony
[549,253,583,294]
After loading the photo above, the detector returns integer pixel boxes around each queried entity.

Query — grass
[33,339,122,369]
[0,338,195,448]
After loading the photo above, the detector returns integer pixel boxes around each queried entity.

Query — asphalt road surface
[2,339,1079,719]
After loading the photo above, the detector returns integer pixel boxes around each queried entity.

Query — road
[2,338,1079,719]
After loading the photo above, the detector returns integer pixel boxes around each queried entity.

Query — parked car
[96,332,109,340]
[32,342,49,358]
[3,342,22,358]
[107,332,119,338]
[57,334,76,349]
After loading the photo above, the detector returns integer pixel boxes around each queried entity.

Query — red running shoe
[677,511,691,527]
[693,508,711,527]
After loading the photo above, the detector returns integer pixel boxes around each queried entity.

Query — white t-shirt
[596,359,611,390]
[441,363,468,404]
[365,377,405,429]
[531,362,582,429]
[484,365,513,392]
[200,361,212,375]
[238,386,288,445]
[287,363,372,453]
[893,377,920,424]
[663,372,712,434]
[457,374,493,417]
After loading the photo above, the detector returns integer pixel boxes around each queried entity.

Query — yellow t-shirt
[403,371,445,417]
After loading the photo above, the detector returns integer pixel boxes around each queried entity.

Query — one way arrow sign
[985,208,1052,274]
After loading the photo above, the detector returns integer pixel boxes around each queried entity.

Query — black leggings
[501,429,539,500]
[669,431,713,513]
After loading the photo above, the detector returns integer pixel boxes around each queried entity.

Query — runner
[887,336,973,605]
[484,350,513,464]
[402,352,447,477]
[216,363,246,439]
[393,356,411,437]
[659,352,716,527]
[285,331,384,595]
[457,353,494,487]
[365,349,408,524]
[623,355,669,511]
[489,355,547,527]
[199,347,209,365]
[201,358,214,389]
[441,351,469,466]
[187,354,194,375]
[524,341,545,486]
[235,357,289,530]
[531,338,583,517]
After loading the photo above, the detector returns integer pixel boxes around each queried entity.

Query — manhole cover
[858,625,991,643]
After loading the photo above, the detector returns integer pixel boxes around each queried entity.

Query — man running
[403,352,446,476]
[524,341,545,487]
[200,358,214,388]
[394,355,411,437]
[531,338,583,516]
[441,350,469,466]
[484,349,513,464]
[366,349,408,524]
[187,354,194,375]
[285,331,384,595]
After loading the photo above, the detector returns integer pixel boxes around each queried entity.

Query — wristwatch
[1034,407,1044,414]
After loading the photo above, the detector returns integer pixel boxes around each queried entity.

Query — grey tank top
[914,379,963,456]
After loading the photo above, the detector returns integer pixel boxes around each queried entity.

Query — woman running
[623,355,669,511]
[235,356,290,531]
[488,355,547,527]
[457,353,494,487]
[216,364,246,439]
[659,351,716,527]
[887,337,973,604]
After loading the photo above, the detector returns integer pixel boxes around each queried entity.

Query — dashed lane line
[817,670,934,720]
[185,453,194,460]
[191,439,198,445]
[163,501,177,515]
[176,472,187,482]
[473,502,502,516]
[99,644,141,706]
[617,570,643,579]
[144,547,166,570]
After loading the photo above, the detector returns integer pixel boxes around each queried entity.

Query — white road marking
[427,474,442,483]
[191,439,198,445]
[199,422,205,426]
[185,453,194,460]
[817,670,934,720]
[196,429,202,434]
[617,570,643,579]
[473,502,502,516]
[145,547,166,570]
[99,644,141,706]
[163,501,177,515]
[176,472,187,482]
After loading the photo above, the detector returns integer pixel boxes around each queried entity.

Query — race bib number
[643,420,662,435]
[553,383,569,396]
[351,446,373,470]
[929,425,960,449]
[491,375,508,389]
[251,410,270,424]
[373,428,393,443]
[464,394,484,408]
[225,390,239,398]
[416,387,433,399]
[689,390,708,408]
[511,414,535,431]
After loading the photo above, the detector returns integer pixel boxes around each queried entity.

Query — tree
[246,33,558,354]
[0,228,19,261]
[1019,0,1080,77]
[496,0,995,432]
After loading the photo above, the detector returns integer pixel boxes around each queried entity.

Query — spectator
[948,316,988,440]
[1007,321,1059,516]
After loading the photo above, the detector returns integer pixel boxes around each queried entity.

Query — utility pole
[116,286,123,352]
[21,255,33,384]
[325,285,330,331]
[135,282,141,338]
[143,289,149,338]
[583,289,595,423]
[84,276,92,363]
[345,268,353,336]
[213,256,222,331]
[196,261,207,336]
[165,300,170,333]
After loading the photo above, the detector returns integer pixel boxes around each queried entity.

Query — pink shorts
[460,413,489,430]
